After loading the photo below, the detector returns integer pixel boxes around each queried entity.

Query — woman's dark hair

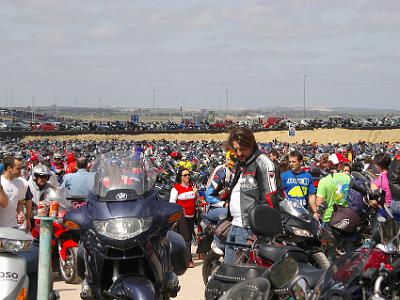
[340,162,351,172]
[228,127,257,150]
[373,153,391,171]
[176,168,191,184]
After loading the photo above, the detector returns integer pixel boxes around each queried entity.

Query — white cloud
[0,0,399,108]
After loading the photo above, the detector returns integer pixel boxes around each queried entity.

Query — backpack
[347,176,368,214]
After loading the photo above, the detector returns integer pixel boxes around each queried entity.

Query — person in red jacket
[169,168,198,268]
[65,153,77,174]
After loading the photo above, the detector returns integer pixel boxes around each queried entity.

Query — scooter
[0,227,37,300]
[63,150,188,299]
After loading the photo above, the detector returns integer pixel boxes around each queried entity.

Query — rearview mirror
[269,257,299,289]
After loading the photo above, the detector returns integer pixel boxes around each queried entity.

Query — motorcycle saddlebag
[205,263,265,300]
[329,205,361,233]
[167,230,188,276]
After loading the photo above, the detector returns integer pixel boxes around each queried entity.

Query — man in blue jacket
[205,150,235,254]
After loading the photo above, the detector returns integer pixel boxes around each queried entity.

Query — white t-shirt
[0,175,27,228]
[230,174,243,227]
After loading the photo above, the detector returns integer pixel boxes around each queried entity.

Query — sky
[1,0,400,110]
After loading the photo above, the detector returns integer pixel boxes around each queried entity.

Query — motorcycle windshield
[90,150,156,200]
[312,252,364,299]
[280,198,311,221]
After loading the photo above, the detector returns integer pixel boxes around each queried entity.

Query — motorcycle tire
[202,250,224,285]
[310,251,330,269]
[59,246,82,284]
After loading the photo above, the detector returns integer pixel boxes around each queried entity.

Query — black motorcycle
[205,205,325,300]
[202,198,329,285]
[63,150,188,299]
[279,198,330,269]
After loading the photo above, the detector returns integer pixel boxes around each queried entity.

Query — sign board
[131,115,139,124]
[288,125,296,137]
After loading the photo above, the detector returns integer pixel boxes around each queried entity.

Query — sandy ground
[53,248,204,300]
[23,128,400,144]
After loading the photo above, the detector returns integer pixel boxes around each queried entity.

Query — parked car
[37,122,57,131]
[6,122,30,131]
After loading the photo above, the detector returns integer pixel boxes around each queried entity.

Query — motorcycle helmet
[32,164,51,181]
[67,153,76,163]
[225,150,237,168]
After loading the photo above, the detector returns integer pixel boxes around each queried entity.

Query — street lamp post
[303,75,307,118]
[152,89,156,120]
[31,92,35,124]
[226,90,229,119]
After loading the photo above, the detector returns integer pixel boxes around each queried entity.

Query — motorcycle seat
[297,262,325,288]
[258,244,308,263]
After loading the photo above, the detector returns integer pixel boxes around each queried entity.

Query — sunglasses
[181,174,190,177]
[36,175,50,179]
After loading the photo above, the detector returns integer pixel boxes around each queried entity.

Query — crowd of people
[1,131,400,271]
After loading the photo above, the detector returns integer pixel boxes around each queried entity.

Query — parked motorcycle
[218,255,320,300]
[311,217,400,299]
[279,198,330,269]
[63,150,188,299]
[31,189,84,284]
[0,227,37,300]
[202,198,329,285]
[205,205,324,300]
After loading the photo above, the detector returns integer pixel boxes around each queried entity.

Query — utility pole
[219,94,222,114]
[98,99,102,118]
[31,92,35,124]
[152,88,156,119]
[73,100,78,118]
[54,95,58,119]
[226,90,229,119]
[6,88,8,108]
[303,75,306,118]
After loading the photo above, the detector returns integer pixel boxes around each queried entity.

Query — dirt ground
[54,247,204,300]
[23,128,400,144]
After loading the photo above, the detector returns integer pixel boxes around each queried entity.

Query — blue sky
[1,0,399,109]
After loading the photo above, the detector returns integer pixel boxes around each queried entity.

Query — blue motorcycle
[63,150,188,299]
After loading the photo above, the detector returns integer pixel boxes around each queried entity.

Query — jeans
[207,207,227,249]
[391,201,400,216]
[224,225,249,265]
[207,207,227,222]
[177,217,195,263]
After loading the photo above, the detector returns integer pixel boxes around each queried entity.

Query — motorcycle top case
[205,263,265,300]
[167,230,188,276]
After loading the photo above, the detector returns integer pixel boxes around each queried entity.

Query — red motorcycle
[32,197,86,284]
[312,217,400,299]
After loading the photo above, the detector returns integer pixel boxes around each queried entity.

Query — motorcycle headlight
[93,217,153,240]
[291,227,313,238]
[0,238,33,252]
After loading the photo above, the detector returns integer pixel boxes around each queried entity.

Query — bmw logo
[116,193,128,200]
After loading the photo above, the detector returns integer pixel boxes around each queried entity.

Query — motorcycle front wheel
[59,246,82,284]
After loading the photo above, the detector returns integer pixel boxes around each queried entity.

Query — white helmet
[32,164,51,181]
